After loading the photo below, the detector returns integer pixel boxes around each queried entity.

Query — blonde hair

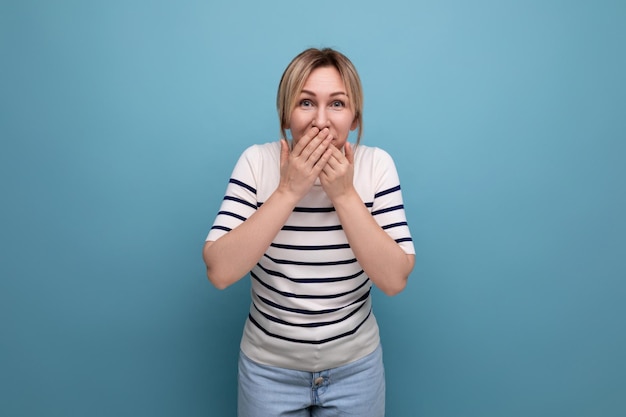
[277,48,364,144]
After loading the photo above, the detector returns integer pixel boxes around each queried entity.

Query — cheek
[334,115,356,136]
[293,118,311,131]
[289,113,311,134]
[288,119,311,144]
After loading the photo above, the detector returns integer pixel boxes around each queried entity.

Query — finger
[302,127,330,155]
[280,139,289,166]
[314,147,334,172]
[320,157,340,180]
[291,126,320,156]
[324,144,345,167]
[344,142,354,165]
[301,128,331,161]
[303,136,332,166]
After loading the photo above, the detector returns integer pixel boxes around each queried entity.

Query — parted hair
[277,48,363,144]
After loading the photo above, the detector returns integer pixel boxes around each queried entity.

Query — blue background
[1,0,625,416]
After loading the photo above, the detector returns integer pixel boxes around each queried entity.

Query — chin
[332,140,347,149]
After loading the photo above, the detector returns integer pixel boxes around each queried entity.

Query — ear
[350,117,359,131]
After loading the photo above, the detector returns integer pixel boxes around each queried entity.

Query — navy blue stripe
[251,271,370,299]
[257,263,364,283]
[382,221,408,230]
[271,242,350,251]
[263,253,357,266]
[395,237,413,243]
[281,224,343,232]
[375,185,401,198]
[247,308,372,345]
[256,290,370,315]
[218,210,247,222]
[210,225,232,232]
[229,178,256,194]
[252,296,368,327]
[371,204,404,216]
[268,203,371,212]
[293,206,335,213]
[224,195,257,210]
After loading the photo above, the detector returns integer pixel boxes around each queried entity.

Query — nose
[312,108,329,129]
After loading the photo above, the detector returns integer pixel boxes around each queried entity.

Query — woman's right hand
[278,126,333,200]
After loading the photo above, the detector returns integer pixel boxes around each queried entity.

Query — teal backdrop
[1,1,625,416]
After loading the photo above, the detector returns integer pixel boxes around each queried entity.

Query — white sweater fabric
[207,141,415,372]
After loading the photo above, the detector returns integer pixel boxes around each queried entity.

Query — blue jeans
[237,344,385,417]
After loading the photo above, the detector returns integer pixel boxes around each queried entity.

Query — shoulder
[232,141,281,192]
[353,144,402,192]
[353,144,396,169]
[235,141,281,169]
[240,141,281,160]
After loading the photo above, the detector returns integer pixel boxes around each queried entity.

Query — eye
[299,99,313,107]
[331,100,346,108]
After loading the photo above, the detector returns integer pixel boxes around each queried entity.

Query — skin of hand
[278,126,334,200]
[319,141,355,200]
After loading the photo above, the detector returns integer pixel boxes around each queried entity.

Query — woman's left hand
[319,142,355,201]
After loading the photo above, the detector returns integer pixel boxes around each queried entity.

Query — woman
[203,47,415,417]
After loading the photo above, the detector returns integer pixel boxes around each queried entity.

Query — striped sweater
[206,141,415,372]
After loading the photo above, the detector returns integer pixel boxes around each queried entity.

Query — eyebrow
[300,89,349,97]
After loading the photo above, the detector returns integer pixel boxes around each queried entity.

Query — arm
[330,189,415,296]
[203,188,299,289]
[203,128,333,289]
[320,143,415,295]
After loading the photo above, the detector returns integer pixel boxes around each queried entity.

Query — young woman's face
[288,66,358,149]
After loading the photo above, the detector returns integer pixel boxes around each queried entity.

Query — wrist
[273,185,302,208]
[329,187,360,209]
